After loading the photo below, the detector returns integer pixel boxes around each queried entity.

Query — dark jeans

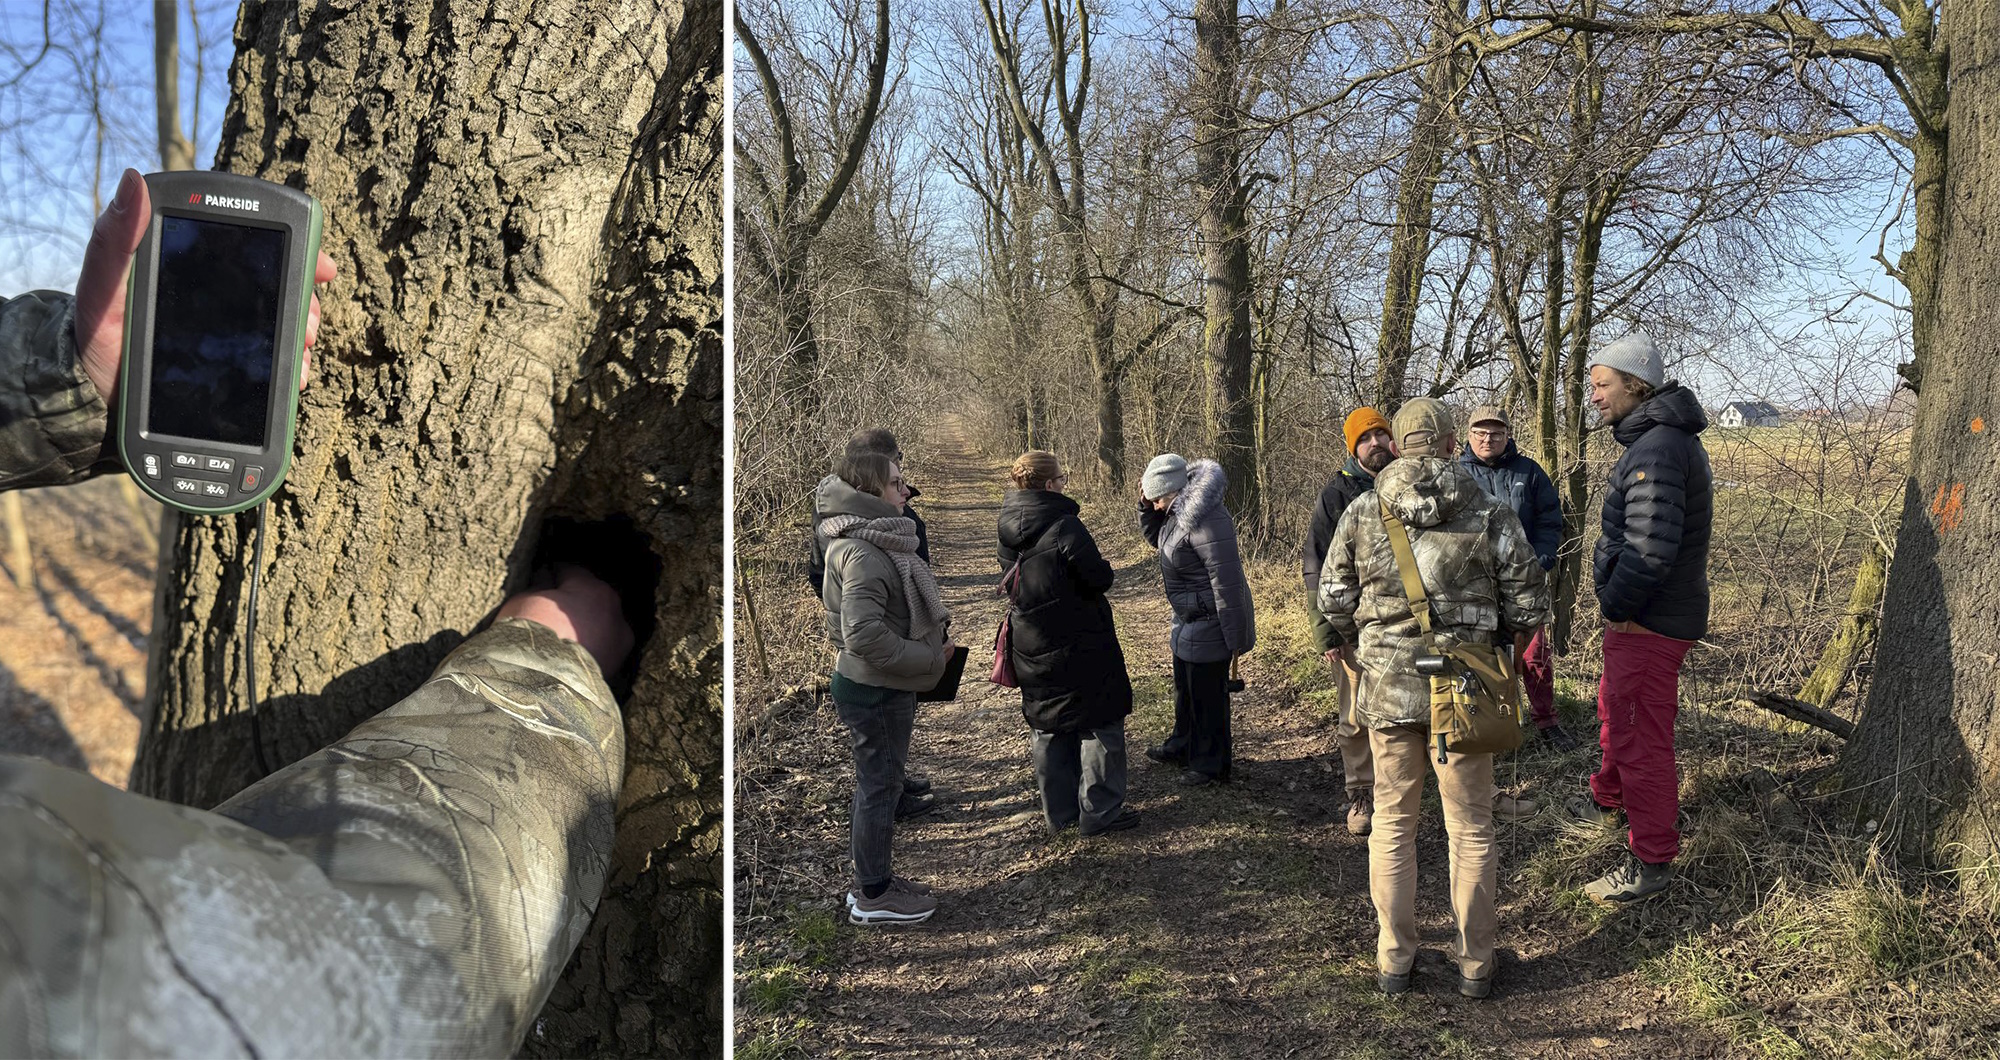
[1030,722,1127,833]
[1164,655,1232,779]
[832,679,917,888]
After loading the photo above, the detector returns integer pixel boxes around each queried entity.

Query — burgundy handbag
[989,559,1023,687]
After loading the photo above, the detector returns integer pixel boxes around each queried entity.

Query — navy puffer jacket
[1458,439,1562,570]
[997,489,1133,733]
[1593,384,1713,640]
[1139,459,1255,664]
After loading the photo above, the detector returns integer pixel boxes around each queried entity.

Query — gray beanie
[1141,453,1189,500]
[1588,332,1665,388]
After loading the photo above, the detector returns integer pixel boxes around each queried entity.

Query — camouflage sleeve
[1489,505,1551,634]
[0,617,623,1058]
[0,290,120,492]
[1317,502,1365,645]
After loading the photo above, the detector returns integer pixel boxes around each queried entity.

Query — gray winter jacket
[0,291,119,490]
[818,475,949,692]
[0,619,624,1058]
[1141,459,1255,664]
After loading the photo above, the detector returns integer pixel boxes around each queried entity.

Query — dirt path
[735,424,1726,1058]
[0,477,156,788]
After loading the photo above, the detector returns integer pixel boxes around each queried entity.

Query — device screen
[147,215,286,447]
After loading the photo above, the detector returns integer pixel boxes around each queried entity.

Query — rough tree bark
[127,1,722,1054]
[1194,0,1259,524]
[1846,3,2000,876]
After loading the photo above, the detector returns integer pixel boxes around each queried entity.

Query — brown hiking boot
[847,877,938,925]
[1495,793,1540,821]
[1346,789,1373,836]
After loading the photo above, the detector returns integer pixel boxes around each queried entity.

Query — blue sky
[0,0,234,292]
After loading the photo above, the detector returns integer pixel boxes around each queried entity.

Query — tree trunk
[1843,6,2000,878]
[127,2,722,1054]
[1194,0,1258,523]
[1798,541,1886,709]
[1371,0,1465,411]
[152,0,196,172]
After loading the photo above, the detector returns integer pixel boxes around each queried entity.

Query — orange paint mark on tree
[1931,482,1966,532]
[1973,417,1986,433]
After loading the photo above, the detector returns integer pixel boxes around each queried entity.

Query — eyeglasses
[1470,428,1510,440]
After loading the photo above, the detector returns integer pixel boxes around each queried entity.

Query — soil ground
[0,477,157,788]
[735,425,1734,1059]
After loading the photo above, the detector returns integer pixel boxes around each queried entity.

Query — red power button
[239,465,264,493]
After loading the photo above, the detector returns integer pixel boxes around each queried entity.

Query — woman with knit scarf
[816,450,956,925]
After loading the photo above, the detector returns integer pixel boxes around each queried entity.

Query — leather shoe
[1145,743,1187,766]
[902,773,933,796]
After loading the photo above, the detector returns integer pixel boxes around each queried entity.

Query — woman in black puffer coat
[997,451,1139,836]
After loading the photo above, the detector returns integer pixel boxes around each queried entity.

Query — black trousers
[1164,655,1232,779]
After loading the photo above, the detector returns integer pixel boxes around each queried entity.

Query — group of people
[810,328,1713,1001]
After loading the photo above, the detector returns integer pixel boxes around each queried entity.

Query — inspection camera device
[117,171,321,514]
[115,170,322,776]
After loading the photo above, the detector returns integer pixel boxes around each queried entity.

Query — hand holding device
[77,169,334,410]
[114,170,331,513]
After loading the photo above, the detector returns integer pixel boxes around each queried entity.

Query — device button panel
[144,449,267,507]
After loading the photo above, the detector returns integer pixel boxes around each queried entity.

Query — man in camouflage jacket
[1317,397,1549,999]
[0,172,635,1057]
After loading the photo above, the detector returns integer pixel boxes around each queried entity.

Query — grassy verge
[1244,551,2000,1059]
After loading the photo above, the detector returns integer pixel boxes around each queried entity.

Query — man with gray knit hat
[1318,397,1549,998]
[1571,331,1713,906]
[1138,452,1255,785]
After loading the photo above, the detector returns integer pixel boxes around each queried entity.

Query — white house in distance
[1718,400,1783,428]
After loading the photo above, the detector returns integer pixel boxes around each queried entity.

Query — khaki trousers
[1333,658,1374,794]
[1367,725,1497,981]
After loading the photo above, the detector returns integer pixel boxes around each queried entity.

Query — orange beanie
[1343,407,1391,455]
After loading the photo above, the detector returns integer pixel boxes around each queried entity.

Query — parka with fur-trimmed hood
[1139,459,1256,664]
[1317,455,1549,728]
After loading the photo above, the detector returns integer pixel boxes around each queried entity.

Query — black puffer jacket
[1139,459,1255,664]
[997,489,1133,733]
[1593,384,1713,640]
[1302,458,1376,651]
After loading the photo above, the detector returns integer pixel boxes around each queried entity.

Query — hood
[998,488,1080,551]
[1375,455,1486,529]
[1612,383,1708,446]
[815,473,901,523]
[1172,459,1228,534]
[1459,438,1519,468]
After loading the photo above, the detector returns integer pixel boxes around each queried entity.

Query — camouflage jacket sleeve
[1317,500,1365,646]
[0,618,623,1059]
[0,291,119,492]
[1488,504,1552,635]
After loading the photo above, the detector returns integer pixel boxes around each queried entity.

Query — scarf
[819,513,950,640]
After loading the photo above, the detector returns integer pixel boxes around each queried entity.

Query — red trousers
[1522,627,1556,728]
[1589,628,1693,864]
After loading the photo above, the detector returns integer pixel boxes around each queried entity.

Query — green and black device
[117,170,321,514]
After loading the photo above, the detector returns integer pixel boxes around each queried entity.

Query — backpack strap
[1378,497,1438,649]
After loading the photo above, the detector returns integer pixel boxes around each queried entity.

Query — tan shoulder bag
[1378,499,1524,762]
